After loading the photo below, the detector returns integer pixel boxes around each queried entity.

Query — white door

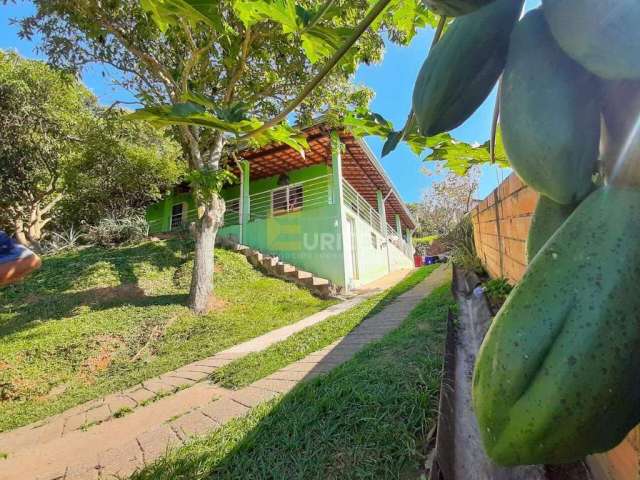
[344,215,359,286]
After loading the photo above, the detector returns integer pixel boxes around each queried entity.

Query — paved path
[0,265,449,480]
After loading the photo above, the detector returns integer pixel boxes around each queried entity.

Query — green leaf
[141,0,223,31]
[187,167,238,204]
[126,103,250,132]
[251,123,309,156]
[234,0,299,32]
[128,102,307,156]
[426,131,509,175]
[343,110,394,138]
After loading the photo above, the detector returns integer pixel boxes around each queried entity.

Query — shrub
[41,226,85,254]
[441,215,484,274]
[484,277,513,304]
[86,213,149,246]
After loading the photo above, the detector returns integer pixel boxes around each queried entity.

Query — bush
[41,226,85,254]
[484,277,513,304]
[86,213,149,246]
[441,215,484,274]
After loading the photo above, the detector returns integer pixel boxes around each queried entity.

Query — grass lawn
[212,264,439,389]
[0,238,334,432]
[131,282,455,480]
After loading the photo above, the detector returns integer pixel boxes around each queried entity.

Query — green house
[146,125,416,291]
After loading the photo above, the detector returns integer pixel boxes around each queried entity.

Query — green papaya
[412,0,524,137]
[526,195,576,263]
[500,9,600,205]
[424,0,496,17]
[542,0,640,80]
[473,186,640,465]
[600,79,640,187]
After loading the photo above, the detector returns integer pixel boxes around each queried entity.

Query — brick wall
[471,173,640,480]
[470,173,537,284]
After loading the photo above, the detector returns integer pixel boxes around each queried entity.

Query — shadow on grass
[0,239,192,338]
[132,283,455,480]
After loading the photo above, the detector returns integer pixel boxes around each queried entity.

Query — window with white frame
[272,184,303,216]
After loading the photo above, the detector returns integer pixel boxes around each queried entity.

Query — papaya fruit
[526,195,576,263]
[600,80,640,188]
[424,0,496,17]
[500,9,600,205]
[473,186,640,465]
[542,0,640,80]
[412,0,523,137]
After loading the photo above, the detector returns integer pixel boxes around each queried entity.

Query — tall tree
[60,109,185,227]
[414,165,480,237]
[0,50,91,249]
[0,51,184,246]
[15,0,434,313]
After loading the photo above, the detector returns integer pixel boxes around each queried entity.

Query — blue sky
[0,1,540,202]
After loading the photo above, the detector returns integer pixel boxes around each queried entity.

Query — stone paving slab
[0,291,376,456]
[0,265,450,480]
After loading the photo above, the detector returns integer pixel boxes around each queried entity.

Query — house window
[371,232,377,249]
[272,184,303,216]
[170,203,185,230]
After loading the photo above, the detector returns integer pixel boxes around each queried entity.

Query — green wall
[144,162,413,289]
[146,192,196,234]
[219,203,346,286]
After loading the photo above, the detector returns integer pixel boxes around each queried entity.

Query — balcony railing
[223,174,332,226]
[343,179,414,259]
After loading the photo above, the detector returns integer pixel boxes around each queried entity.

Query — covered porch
[217,124,416,288]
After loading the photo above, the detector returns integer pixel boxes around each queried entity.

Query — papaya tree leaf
[234,0,299,32]
[343,110,394,138]
[343,109,508,175]
[140,0,223,32]
[126,103,250,132]
[426,131,510,174]
[250,122,309,156]
[301,26,353,63]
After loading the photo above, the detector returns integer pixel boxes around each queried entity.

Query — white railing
[223,174,333,226]
[343,179,414,259]
[343,180,383,234]
[223,198,240,226]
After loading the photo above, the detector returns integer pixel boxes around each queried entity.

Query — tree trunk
[26,204,44,252]
[13,218,29,246]
[187,131,226,315]
[188,194,225,314]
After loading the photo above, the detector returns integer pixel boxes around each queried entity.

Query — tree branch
[97,16,178,96]
[223,28,253,105]
[239,0,393,142]
[40,193,63,216]
[179,125,204,170]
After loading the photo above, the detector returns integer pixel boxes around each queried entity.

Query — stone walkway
[0,265,449,480]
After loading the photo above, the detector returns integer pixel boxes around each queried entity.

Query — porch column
[395,214,402,237]
[239,160,250,244]
[377,190,391,274]
[331,132,343,205]
[331,131,349,289]
[376,190,387,234]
